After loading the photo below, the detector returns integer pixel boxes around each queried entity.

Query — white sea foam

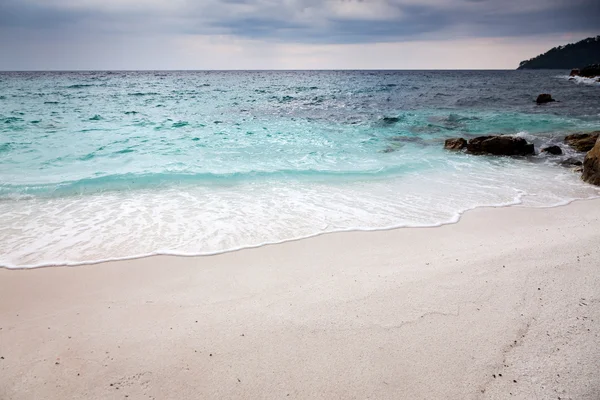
[561,74,600,86]
[1,159,598,268]
[2,71,600,268]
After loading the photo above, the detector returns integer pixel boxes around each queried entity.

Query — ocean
[1,70,599,268]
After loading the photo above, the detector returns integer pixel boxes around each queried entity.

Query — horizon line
[0,68,554,73]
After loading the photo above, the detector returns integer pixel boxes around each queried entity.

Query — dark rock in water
[467,136,535,156]
[583,138,600,185]
[580,64,600,78]
[560,158,583,168]
[570,68,580,77]
[382,117,400,124]
[564,132,600,152]
[536,94,555,104]
[541,145,562,155]
[444,138,467,151]
[380,147,396,154]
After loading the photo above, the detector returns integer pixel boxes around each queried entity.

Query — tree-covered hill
[517,36,600,70]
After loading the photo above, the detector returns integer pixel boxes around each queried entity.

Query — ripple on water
[0,70,599,267]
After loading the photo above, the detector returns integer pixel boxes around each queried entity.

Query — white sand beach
[1,199,599,399]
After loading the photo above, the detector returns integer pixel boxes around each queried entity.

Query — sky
[0,0,599,70]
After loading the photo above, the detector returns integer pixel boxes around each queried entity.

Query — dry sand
[1,199,600,399]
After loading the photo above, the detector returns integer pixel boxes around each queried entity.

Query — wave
[66,84,96,89]
[0,142,13,153]
[0,199,523,269]
[129,92,160,96]
[2,190,599,269]
[0,167,417,198]
[565,75,600,86]
[2,116,23,124]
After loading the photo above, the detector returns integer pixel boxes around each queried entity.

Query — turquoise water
[1,71,599,267]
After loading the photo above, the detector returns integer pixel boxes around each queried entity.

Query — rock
[560,158,583,168]
[564,132,600,152]
[569,68,580,77]
[536,94,555,104]
[541,145,562,155]
[467,135,535,156]
[580,64,600,78]
[583,138,600,185]
[382,117,400,124]
[444,138,467,151]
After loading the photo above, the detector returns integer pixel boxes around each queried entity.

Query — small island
[517,35,600,70]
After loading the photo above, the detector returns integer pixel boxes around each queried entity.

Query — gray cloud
[1,0,598,43]
[0,0,599,69]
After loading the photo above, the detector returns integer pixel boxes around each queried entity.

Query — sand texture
[1,200,600,399]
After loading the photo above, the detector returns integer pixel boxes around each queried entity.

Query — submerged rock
[388,136,428,146]
[583,138,600,185]
[466,136,535,156]
[564,132,600,152]
[536,94,555,104]
[560,158,583,168]
[444,138,467,151]
[541,145,563,155]
[382,117,401,125]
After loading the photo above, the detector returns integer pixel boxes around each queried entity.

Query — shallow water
[1,70,599,267]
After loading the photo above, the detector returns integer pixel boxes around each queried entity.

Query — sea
[1,70,599,268]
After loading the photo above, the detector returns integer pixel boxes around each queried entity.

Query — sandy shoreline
[1,199,600,399]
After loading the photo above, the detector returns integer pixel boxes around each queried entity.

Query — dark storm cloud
[461,2,600,38]
[0,0,599,44]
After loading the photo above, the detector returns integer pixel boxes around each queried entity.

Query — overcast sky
[0,0,598,70]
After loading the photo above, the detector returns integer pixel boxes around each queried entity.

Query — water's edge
[3,193,598,270]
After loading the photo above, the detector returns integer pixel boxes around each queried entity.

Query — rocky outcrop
[583,138,600,185]
[444,138,467,151]
[564,132,600,152]
[570,68,580,76]
[580,64,600,78]
[536,94,555,104]
[541,145,562,155]
[466,136,535,156]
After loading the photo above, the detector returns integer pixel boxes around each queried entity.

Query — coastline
[1,198,600,399]
[2,190,599,270]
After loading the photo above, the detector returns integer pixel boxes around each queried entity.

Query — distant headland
[517,36,600,70]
